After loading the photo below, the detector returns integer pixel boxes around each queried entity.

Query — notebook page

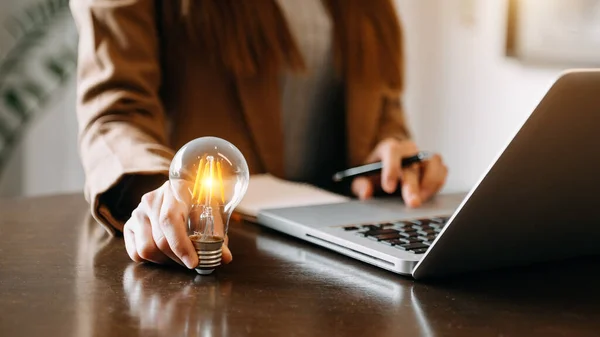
[235,174,350,219]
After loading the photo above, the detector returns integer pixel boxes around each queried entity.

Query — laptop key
[412,225,433,231]
[399,237,421,244]
[395,243,430,251]
[343,226,359,231]
[412,248,429,254]
[429,224,445,232]
[415,219,437,226]
[381,239,402,246]
[379,223,396,228]
[373,233,402,241]
[417,235,436,242]
[417,229,436,236]
[361,224,380,231]
[358,229,399,237]
[392,224,412,231]
[399,231,419,238]
[397,227,416,233]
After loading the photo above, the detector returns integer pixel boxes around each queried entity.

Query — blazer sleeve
[376,91,412,143]
[70,0,173,235]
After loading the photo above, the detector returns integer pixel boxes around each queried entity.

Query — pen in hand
[332,151,431,182]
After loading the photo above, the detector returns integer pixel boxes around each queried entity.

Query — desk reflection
[76,214,232,337]
[243,225,435,337]
[123,265,232,337]
[76,214,436,337]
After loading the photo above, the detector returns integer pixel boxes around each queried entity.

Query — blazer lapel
[234,72,286,177]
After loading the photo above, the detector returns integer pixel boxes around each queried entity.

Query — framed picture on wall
[506,0,600,66]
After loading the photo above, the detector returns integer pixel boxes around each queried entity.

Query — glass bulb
[169,136,250,275]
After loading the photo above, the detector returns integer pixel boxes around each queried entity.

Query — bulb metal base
[189,234,224,275]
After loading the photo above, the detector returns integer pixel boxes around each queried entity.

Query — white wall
[0,1,84,198]
[0,77,83,198]
[15,76,83,197]
[397,0,567,193]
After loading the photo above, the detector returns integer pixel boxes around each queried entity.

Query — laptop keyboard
[341,216,450,254]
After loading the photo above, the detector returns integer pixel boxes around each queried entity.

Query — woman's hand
[351,138,448,207]
[123,181,233,269]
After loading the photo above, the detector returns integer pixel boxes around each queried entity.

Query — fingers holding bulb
[136,215,170,264]
[149,211,186,268]
[124,208,170,265]
[144,183,187,267]
[159,181,199,269]
[124,225,142,263]
[124,181,198,269]
[123,177,235,270]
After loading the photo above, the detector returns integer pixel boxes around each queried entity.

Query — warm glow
[191,155,226,205]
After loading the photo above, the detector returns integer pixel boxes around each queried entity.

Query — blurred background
[0,0,595,198]
[0,0,81,197]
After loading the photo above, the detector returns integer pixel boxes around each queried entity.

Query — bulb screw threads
[189,235,224,275]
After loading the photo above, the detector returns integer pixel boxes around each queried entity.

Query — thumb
[351,177,374,200]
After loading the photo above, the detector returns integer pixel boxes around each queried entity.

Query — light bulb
[169,136,250,275]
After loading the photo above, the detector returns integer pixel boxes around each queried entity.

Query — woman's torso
[159,0,347,188]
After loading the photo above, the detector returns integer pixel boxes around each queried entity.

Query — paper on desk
[235,174,350,219]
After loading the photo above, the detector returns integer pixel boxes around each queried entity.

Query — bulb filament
[191,155,226,205]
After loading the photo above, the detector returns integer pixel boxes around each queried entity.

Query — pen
[332,151,431,182]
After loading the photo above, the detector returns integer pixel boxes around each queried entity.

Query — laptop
[255,69,600,280]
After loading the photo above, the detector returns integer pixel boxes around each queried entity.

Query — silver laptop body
[257,69,600,279]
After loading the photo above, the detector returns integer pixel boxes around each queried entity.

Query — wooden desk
[0,194,599,336]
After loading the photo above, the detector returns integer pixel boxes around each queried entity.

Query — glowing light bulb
[169,137,250,275]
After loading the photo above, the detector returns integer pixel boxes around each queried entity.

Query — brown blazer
[70,0,411,235]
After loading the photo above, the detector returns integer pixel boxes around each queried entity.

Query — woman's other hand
[351,139,448,207]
